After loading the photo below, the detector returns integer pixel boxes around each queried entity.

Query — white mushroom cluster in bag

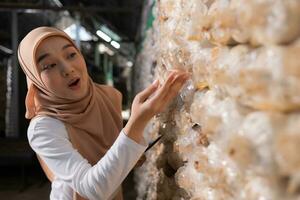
[134,0,300,199]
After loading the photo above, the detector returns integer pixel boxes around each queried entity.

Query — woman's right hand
[124,70,190,144]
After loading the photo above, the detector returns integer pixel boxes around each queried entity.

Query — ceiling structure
[0,0,145,59]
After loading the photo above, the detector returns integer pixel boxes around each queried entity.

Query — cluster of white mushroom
[135,0,300,199]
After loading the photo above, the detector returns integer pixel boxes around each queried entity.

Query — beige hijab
[18,27,123,200]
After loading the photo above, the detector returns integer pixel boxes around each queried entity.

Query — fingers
[137,80,160,102]
[150,72,179,100]
[135,70,189,118]
[163,72,189,103]
[153,71,177,100]
[150,72,189,113]
[150,71,189,104]
[137,71,177,105]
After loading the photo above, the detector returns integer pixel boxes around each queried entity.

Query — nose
[60,61,74,77]
[62,68,74,77]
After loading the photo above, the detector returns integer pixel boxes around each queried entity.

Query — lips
[68,78,80,87]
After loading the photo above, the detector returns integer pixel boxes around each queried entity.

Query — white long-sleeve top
[27,116,147,200]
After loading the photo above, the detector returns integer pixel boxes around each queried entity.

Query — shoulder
[28,116,69,143]
[98,84,122,101]
[29,115,64,131]
[96,84,122,112]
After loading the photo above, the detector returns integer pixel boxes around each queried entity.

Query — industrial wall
[134,0,300,199]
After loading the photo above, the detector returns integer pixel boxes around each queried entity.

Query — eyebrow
[37,43,74,64]
[37,53,49,64]
[62,44,73,50]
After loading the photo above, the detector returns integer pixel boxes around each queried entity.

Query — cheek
[76,56,88,75]
[41,72,63,92]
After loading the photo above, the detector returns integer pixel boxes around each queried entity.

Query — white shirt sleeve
[28,116,147,200]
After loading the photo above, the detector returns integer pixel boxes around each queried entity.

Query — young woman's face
[35,36,89,100]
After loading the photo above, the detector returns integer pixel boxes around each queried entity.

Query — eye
[68,52,77,59]
[42,63,56,71]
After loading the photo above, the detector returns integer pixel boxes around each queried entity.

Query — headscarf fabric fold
[18,27,123,200]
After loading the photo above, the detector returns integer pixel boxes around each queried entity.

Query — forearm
[75,131,146,199]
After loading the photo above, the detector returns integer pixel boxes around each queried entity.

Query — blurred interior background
[0,0,151,199]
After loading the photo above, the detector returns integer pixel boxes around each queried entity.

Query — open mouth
[68,78,80,87]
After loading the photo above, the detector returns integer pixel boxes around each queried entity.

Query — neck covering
[18,27,123,200]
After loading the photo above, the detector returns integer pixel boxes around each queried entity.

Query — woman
[18,27,189,200]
